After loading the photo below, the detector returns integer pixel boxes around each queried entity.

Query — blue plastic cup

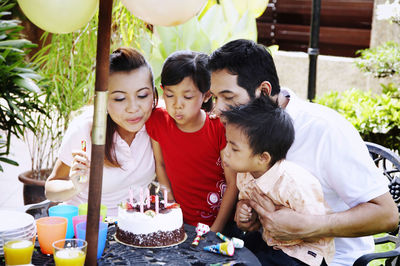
[76,221,108,259]
[48,205,79,238]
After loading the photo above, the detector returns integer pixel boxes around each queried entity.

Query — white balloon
[18,0,99,34]
[121,0,207,26]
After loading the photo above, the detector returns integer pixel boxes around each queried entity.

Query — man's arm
[250,189,398,241]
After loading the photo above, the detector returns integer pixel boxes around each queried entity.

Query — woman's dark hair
[161,50,212,112]
[209,39,280,98]
[105,47,158,167]
[221,96,294,166]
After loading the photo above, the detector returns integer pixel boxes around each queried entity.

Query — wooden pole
[307,0,321,101]
[85,0,113,265]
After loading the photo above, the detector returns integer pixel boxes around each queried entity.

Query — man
[208,39,398,265]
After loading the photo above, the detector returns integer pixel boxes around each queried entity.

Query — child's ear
[203,91,212,103]
[255,81,272,97]
[258,151,271,166]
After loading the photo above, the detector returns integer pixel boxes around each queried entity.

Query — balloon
[121,0,207,26]
[17,0,99,34]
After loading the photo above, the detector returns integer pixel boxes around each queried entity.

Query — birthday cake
[116,195,185,247]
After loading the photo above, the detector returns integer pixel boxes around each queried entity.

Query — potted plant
[16,24,99,205]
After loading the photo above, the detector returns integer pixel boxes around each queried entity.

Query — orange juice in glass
[4,238,34,265]
[53,239,87,266]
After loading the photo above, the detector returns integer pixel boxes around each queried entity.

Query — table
[29,224,261,265]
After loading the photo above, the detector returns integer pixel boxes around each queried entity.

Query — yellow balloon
[121,0,207,26]
[17,0,99,34]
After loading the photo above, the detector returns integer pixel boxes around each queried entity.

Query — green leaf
[197,0,217,20]
[0,156,18,166]
[190,27,211,53]
[199,4,229,50]
[13,77,41,93]
[220,0,240,29]
[179,17,198,49]
[154,26,179,58]
[230,11,257,41]
[0,3,15,13]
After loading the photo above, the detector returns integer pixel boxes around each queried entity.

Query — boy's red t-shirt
[146,108,227,226]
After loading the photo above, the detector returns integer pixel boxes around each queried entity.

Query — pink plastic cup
[72,215,102,238]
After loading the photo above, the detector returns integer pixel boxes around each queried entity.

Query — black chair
[353,142,400,266]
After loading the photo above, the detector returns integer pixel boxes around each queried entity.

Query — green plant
[25,22,98,179]
[315,88,400,153]
[356,41,400,78]
[0,0,45,171]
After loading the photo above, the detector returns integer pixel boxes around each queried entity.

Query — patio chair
[353,142,400,266]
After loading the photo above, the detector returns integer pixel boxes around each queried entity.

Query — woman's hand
[69,150,90,190]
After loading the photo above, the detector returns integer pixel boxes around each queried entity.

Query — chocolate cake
[116,199,185,247]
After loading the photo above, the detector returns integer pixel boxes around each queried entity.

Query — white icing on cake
[117,206,183,235]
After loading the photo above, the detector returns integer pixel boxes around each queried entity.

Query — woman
[45,47,158,216]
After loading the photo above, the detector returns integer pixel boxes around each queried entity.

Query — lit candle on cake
[146,187,150,208]
[140,187,144,213]
[164,189,168,207]
[155,195,159,214]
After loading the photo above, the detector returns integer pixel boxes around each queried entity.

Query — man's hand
[249,186,316,241]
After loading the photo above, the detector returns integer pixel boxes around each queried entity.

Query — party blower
[191,223,210,247]
[204,241,235,256]
[216,232,244,248]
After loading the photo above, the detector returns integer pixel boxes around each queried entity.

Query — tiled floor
[0,135,31,209]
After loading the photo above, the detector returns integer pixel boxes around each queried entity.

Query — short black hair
[161,50,212,112]
[209,39,280,97]
[222,96,294,166]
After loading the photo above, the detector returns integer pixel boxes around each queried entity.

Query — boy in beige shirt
[221,96,334,266]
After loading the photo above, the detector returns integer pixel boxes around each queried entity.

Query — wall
[272,51,383,99]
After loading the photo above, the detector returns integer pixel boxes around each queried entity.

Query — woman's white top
[58,108,155,216]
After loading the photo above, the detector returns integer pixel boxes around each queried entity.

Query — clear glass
[52,239,87,266]
[3,236,35,266]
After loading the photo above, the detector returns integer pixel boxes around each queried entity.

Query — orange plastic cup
[36,217,67,255]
